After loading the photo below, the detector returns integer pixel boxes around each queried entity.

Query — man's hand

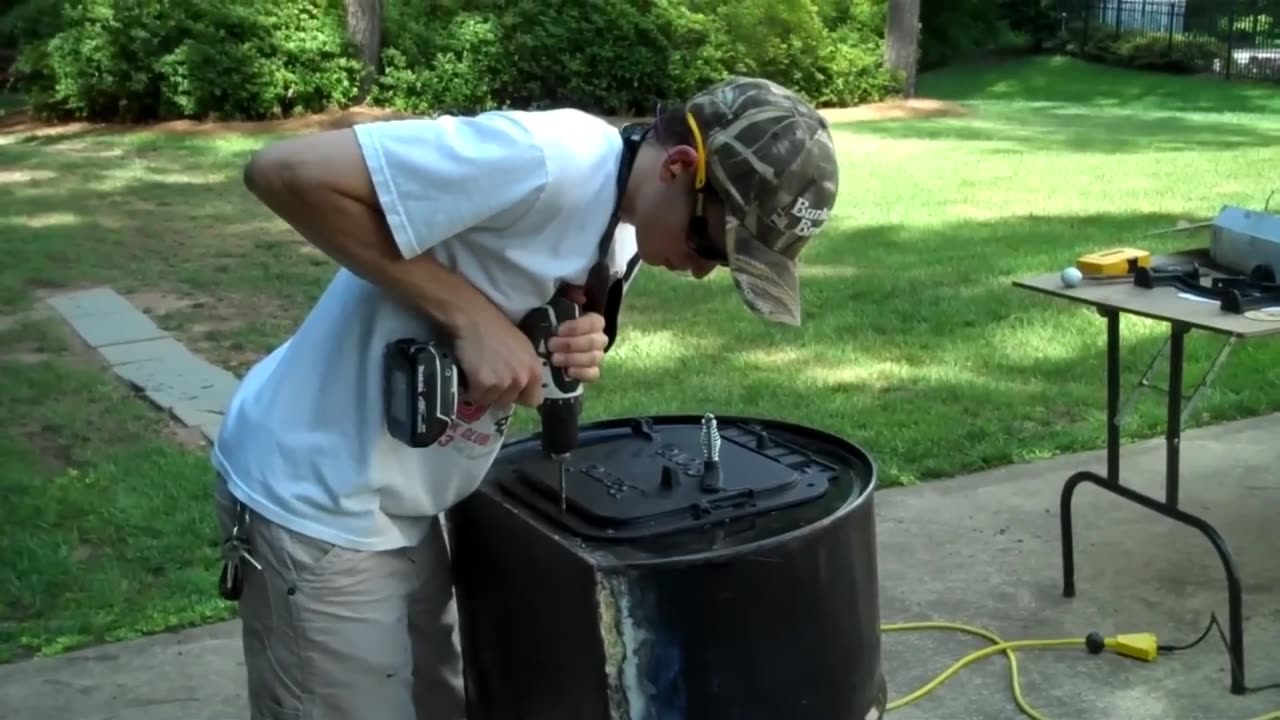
[454,305,545,409]
[548,312,608,382]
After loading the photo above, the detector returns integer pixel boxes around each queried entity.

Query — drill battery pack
[383,338,461,448]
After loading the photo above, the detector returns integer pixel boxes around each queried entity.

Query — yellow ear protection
[686,111,708,196]
[684,111,726,264]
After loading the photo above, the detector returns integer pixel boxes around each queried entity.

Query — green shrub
[813,24,904,106]
[1071,31,1220,75]
[6,0,903,122]
[691,0,902,107]
[487,0,693,115]
[9,0,364,122]
[912,0,1053,70]
[370,9,507,115]
[919,0,1008,70]
[374,0,901,116]
[155,2,365,120]
[1219,13,1280,44]
[0,0,63,51]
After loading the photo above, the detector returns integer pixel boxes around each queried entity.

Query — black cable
[1157,613,1215,653]
[1159,612,1280,694]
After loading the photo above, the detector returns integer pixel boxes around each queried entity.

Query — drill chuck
[539,397,580,458]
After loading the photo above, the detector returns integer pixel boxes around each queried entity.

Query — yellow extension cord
[880,621,1280,720]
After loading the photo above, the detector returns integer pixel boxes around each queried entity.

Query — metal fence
[1050,0,1280,81]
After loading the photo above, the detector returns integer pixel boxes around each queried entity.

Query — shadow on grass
[917,55,1280,115]
[0,132,330,351]
[834,103,1280,155]
[0,136,342,382]
[575,212,1280,485]
[5,129,1280,487]
[0,129,283,658]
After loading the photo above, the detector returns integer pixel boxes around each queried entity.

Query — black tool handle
[1134,262,1201,289]
[519,296,583,401]
[519,296,584,459]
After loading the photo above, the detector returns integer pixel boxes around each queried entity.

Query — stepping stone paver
[63,309,169,349]
[45,287,242,443]
[44,287,139,319]
[96,336,189,366]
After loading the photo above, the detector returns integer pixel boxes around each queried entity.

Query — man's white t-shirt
[211,108,641,552]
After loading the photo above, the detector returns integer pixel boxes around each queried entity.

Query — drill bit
[557,456,567,511]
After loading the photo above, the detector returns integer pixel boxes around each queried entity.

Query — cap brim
[725,222,802,326]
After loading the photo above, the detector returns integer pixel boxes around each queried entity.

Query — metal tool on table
[383,295,584,511]
[1131,199,1280,282]
[1143,219,1215,236]
[1206,204,1280,282]
[1061,248,1196,288]
[1105,203,1280,314]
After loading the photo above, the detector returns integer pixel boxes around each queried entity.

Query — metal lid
[497,414,834,540]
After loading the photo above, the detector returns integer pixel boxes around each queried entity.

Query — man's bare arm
[242,128,503,335]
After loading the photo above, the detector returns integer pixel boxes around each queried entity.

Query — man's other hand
[548,312,608,383]
[455,307,545,409]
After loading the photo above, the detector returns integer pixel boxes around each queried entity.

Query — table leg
[1166,325,1184,506]
[1058,313,1248,695]
[1062,310,1120,597]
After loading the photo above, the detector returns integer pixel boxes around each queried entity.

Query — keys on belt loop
[218,501,261,602]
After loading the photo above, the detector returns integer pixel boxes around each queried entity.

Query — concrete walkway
[875,410,1280,720]
[46,287,236,442]
[4,289,1279,719]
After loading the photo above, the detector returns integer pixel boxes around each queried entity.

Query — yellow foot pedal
[1077,247,1151,276]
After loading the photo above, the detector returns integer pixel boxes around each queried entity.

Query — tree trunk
[884,0,921,98]
[346,0,383,104]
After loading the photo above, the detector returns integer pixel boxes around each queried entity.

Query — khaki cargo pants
[214,476,466,720]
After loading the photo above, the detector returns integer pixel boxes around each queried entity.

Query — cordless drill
[383,296,583,511]
[518,295,583,511]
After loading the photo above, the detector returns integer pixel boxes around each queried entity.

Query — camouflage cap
[686,76,838,326]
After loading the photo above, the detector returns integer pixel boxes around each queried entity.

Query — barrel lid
[497,415,834,540]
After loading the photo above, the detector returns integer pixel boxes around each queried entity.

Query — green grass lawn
[3,54,1280,661]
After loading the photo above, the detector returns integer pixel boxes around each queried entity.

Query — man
[211,75,838,719]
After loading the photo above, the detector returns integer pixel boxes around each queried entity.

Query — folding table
[1014,250,1280,695]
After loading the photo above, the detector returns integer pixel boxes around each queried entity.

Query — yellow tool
[1076,247,1152,276]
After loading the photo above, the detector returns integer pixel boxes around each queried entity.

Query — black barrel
[445,414,885,720]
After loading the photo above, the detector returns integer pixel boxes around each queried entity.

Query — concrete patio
[2,410,1277,719]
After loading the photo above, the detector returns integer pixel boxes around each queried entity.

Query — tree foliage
[2,0,904,122]
[2,0,1230,123]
